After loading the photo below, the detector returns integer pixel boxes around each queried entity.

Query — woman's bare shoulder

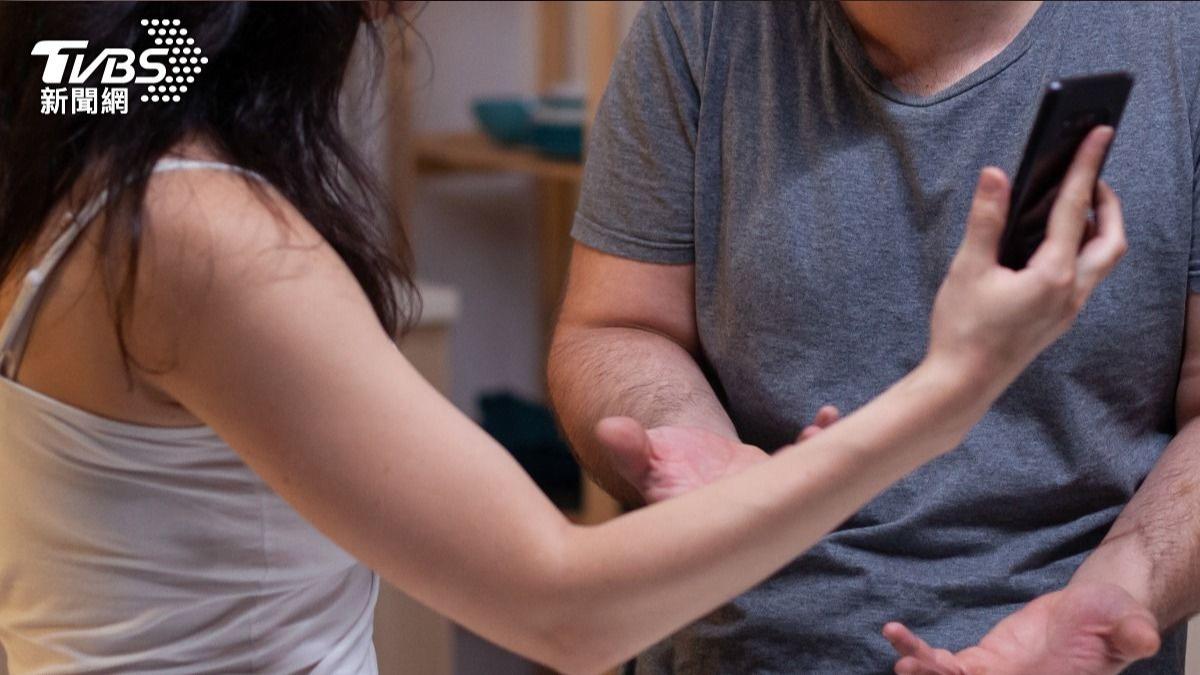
[131,144,366,373]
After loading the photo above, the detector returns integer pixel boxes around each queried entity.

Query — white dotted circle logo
[138,18,206,104]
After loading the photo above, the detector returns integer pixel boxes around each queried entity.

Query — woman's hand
[926,126,1126,393]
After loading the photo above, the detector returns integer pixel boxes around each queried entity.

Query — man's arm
[548,244,742,507]
[1069,292,1200,628]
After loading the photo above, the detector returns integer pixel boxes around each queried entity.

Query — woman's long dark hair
[0,2,417,369]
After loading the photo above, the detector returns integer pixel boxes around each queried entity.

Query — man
[548,1,1200,673]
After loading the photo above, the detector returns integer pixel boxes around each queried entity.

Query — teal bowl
[528,93,585,160]
[529,123,583,161]
[471,98,534,145]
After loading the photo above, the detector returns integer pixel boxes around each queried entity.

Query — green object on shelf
[471,97,534,145]
[529,92,585,161]
[529,123,583,161]
[470,93,585,161]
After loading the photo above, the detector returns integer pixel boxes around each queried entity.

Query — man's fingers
[895,656,958,675]
[1074,180,1127,293]
[799,425,823,441]
[813,405,840,427]
[1110,613,1161,662]
[895,656,936,675]
[1035,125,1114,267]
[884,623,963,675]
[884,622,929,657]
[595,416,653,484]
[797,405,841,442]
[957,167,1011,268]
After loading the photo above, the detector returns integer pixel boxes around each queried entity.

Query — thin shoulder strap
[0,158,260,379]
[153,157,262,179]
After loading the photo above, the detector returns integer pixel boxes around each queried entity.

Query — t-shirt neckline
[817,0,1059,108]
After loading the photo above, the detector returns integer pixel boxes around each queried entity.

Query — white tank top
[0,159,379,674]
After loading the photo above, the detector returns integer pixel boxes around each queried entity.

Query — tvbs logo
[33,19,206,115]
[33,41,169,86]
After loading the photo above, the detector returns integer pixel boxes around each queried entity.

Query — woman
[0,3,1127,673]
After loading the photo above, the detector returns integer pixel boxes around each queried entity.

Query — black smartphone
[998,72,1133,270]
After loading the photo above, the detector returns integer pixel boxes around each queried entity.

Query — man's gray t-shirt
[573,2,1200,673]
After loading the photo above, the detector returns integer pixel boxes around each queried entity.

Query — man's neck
[839,1,1042,96]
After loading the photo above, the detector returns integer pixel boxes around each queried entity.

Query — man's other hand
[884,581,1160,675]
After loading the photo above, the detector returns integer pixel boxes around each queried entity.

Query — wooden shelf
[414,131,583,183]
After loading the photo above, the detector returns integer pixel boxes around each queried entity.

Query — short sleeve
[572,2,705,265]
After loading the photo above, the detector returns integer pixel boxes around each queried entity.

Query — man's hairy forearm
[548,324,737,506]
[1072,419,1200,628]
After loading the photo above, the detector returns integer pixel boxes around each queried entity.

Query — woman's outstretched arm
[136,128,1122,674]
